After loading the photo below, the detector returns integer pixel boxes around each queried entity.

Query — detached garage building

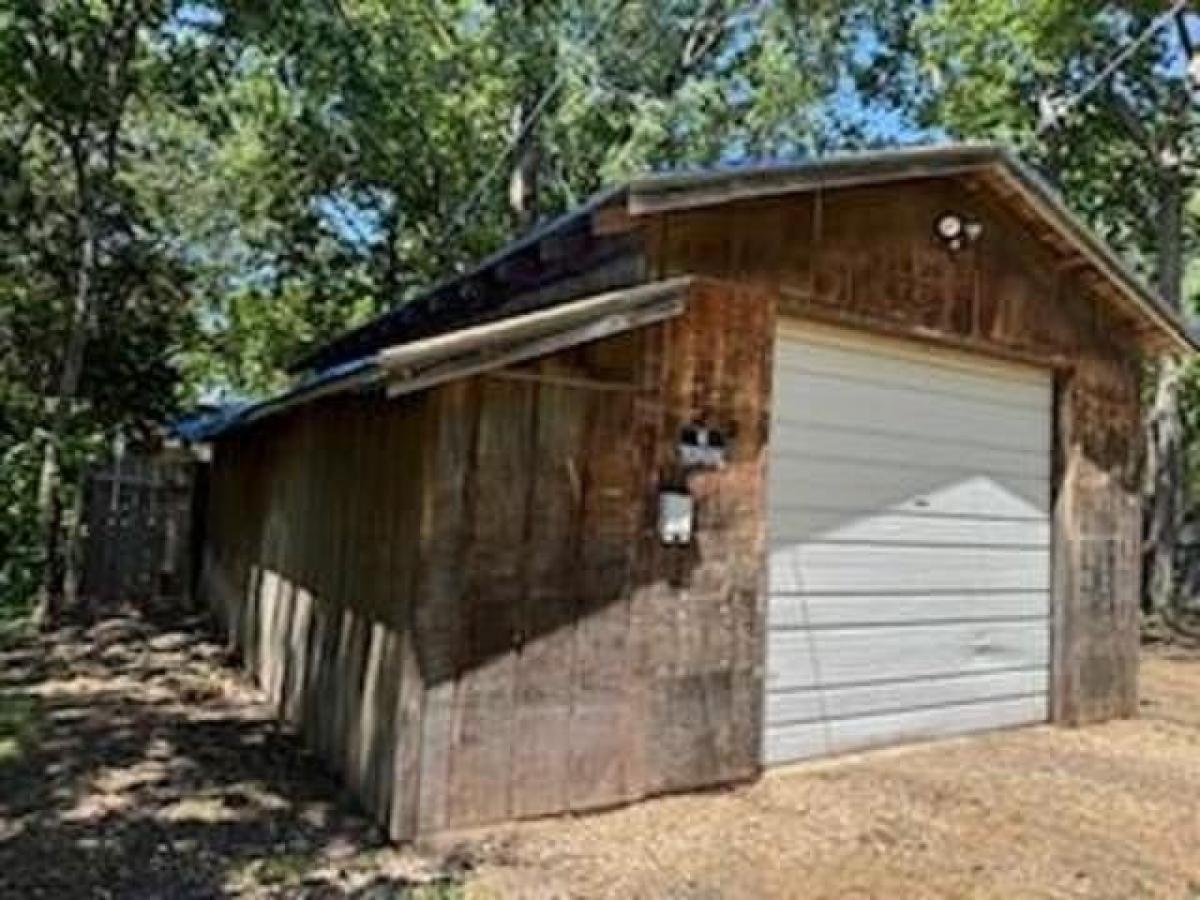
[194,144,1195,841]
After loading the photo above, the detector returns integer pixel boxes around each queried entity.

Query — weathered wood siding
[409,278,771,832]
[202,278,773,839]
[202,391,430,832]
[647,176,1143,724]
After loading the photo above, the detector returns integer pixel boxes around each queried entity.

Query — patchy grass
[410,884,466,899]
[227,849,468,897]
[0,613,31,652]
[0,691,38,765]
[229,853,318,889]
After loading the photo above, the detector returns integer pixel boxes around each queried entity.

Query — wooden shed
[195,144,1196,842]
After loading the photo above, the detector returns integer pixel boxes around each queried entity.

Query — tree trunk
[1146,358,1185,612]
[1143,160,1185,613]
[508,97,540,233]
[33,208,96,628]
[506,0,543,234]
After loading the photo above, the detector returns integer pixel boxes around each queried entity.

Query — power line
[326,0,761,270]
[321,0,631,267]
[439,0,768,253]
[1036,0,1189,135]
[439,0,631,247]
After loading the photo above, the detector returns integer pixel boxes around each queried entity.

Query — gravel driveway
[470,650,1200,899]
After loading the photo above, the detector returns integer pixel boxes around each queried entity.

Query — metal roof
[171,357,380,442]
[289,185,629,375]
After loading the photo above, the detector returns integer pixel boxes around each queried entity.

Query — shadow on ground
[0,609,464,899]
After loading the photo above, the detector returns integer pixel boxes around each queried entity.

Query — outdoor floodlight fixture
[934,212,983,253]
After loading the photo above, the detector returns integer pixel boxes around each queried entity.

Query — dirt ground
[0,613,464,899]
[469,650,1200,900]
[3,612,1200,899]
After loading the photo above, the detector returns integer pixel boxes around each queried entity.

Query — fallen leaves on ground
[0,610,462,899]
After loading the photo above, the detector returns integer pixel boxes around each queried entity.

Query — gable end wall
[646,177,1144,725]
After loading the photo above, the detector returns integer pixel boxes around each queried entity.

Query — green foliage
[0,428,42,611]
[0,1,879,607]
[0,0,201,612]
[174,0,864,393]
[3,1,1193,613]
[867,0,1197,298]
[6,0,1198,614]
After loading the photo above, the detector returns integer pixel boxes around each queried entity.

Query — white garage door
[764,323,1052,766]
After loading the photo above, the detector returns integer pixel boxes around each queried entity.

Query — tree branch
[1175,8,1194,60]
[663,0,743,95]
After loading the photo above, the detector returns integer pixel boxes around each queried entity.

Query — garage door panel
[765,667,1047,727]
[769,460,1049,521]
[770,545,1050,594]
[769,425,1047,479]
[766,619,1049,690]
[776,337,1050,409]
[765,325,1052,767]
[762,695,1048,765]
[769,510,1049,549]
[773,376,1050,454]
[768,591,1049,629]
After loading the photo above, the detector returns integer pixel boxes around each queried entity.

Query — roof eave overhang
[625,144,999,217]
[193,277,694,441]
[378,276,693,397]
[983,155,1197,356]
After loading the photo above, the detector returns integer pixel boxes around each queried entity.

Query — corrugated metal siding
[764,324,1052,765]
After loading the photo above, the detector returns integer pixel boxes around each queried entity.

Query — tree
[178,0,867,393]
[865,0,1200,612]
[0,0,203,620]
[0,0,876,618]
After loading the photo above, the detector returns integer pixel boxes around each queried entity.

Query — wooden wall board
[508,381,587,819]
[413,380,477,836]
[564,386,639,810]
[443,378,530,827]
[202,390,435,839]
[385,395,431,841]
